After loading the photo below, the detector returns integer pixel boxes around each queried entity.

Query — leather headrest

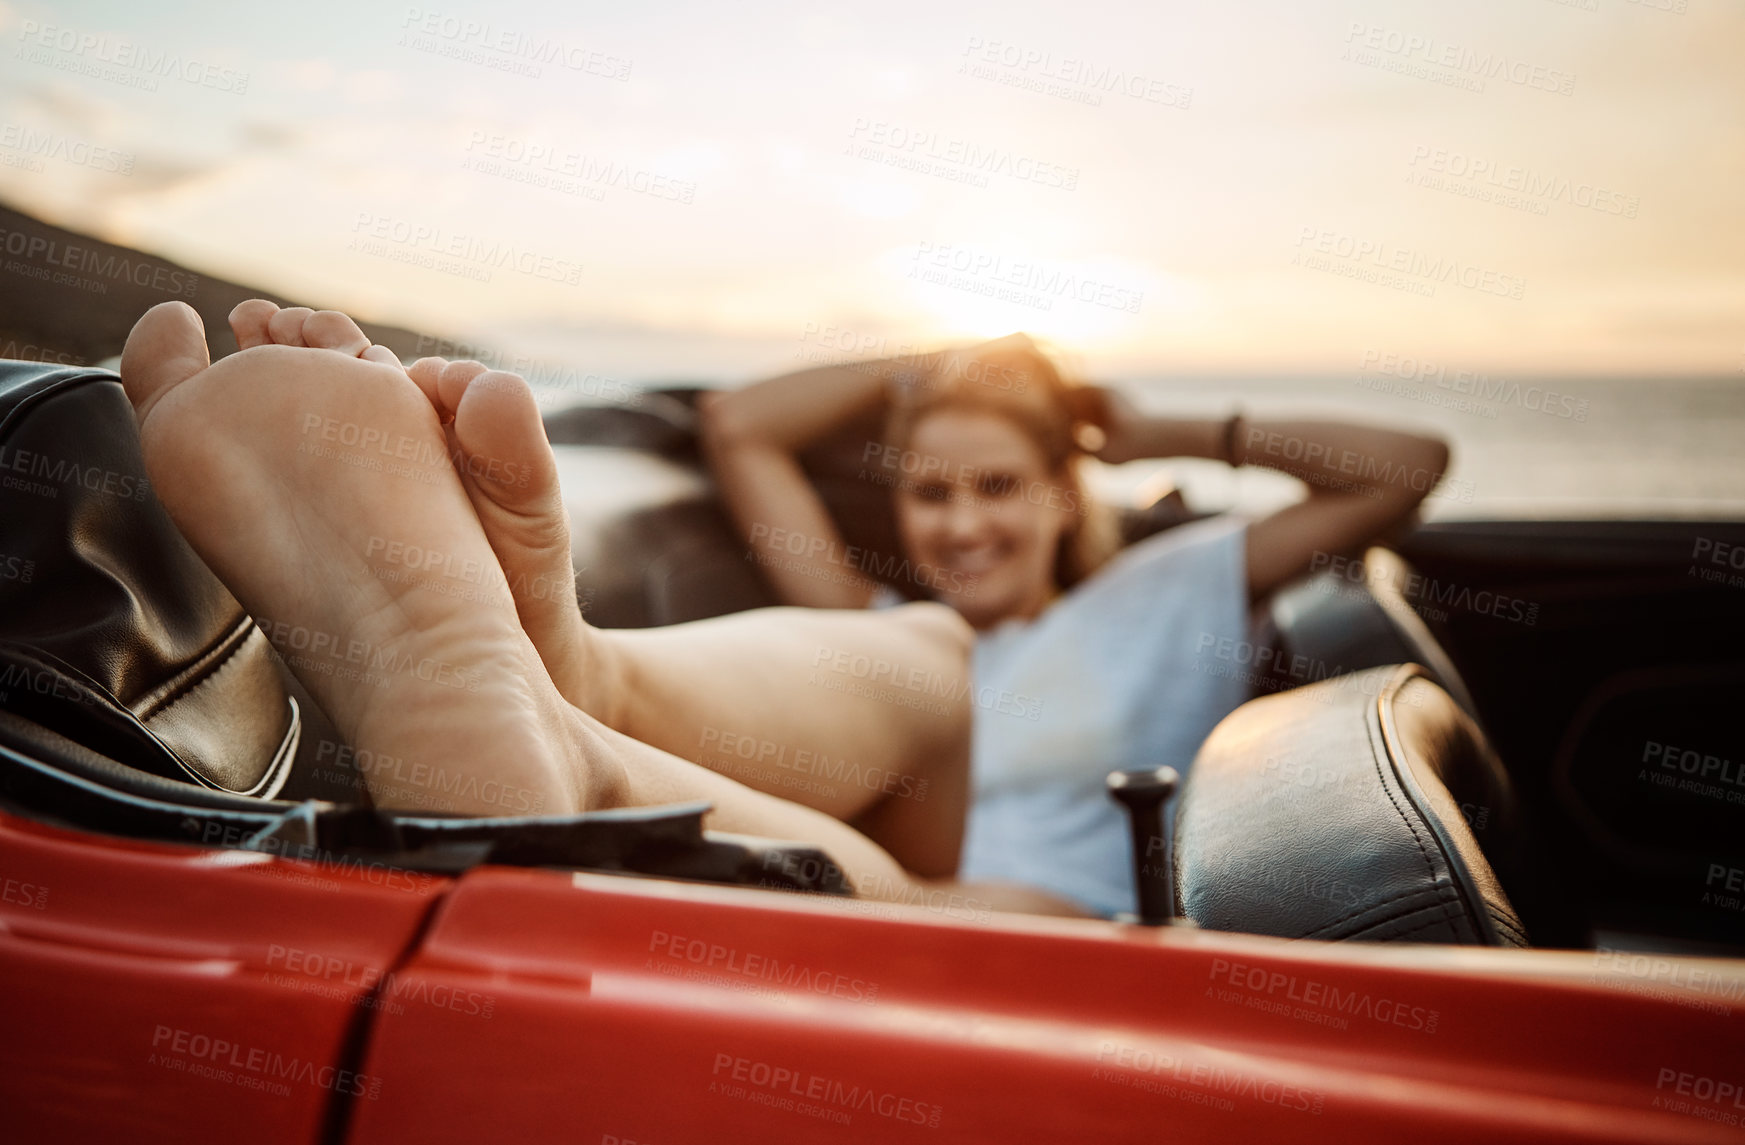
[0,360,297,795]
[1174,664,1529,945]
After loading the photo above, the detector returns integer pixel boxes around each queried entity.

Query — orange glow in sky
[0,0,1740,382]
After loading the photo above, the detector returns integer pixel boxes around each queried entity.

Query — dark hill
[0,201,432,367]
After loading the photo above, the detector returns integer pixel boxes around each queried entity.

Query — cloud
[0,0,1739,377]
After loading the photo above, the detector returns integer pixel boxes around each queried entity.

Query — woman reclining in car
[118,299,1445,918]
[701,335,1449,917]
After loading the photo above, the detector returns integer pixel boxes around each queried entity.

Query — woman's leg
[125,301,962,903]
[598,603,971,878]
[229,302,974,878]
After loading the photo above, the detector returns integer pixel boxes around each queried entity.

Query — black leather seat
[1174,663,1534,946]
[1265,548,1480,717]
[0,360,298,798]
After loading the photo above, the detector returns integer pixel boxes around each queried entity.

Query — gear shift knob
[1106,766,1179,926]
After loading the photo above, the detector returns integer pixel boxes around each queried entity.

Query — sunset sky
[0,0,1740,383]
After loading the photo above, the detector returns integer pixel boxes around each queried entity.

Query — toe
[302,310,371,356]
[361,344,403,368]
[229,299,279,350]
[406,356,450,409]
[267,306,316,347]
[120,301,211,420]
[449,369,560,510]
[409,359,493,423]
[436,360,493,416]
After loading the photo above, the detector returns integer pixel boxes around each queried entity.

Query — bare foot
[226,299,619,724]
[401,353,617,721]
[129,302,967,905]
[122,300,625,817]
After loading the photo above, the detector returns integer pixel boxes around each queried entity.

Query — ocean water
[527,370,1745,523]
[1095,375,1745,522]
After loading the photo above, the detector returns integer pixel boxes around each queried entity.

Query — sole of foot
[120,300,623,817]
[224,299,616,723]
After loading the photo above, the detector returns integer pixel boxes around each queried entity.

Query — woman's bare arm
[701,354,935,608]
[1095,391,1450,599]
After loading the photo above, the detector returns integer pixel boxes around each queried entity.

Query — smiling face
[894,406,1079,629]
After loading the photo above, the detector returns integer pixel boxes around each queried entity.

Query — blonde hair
[884,335,1120,590]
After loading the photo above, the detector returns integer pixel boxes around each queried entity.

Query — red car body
[5,806,1741,1144]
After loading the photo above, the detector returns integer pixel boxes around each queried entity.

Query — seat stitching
[1488,909,1528,944]
[1381,903,1475,941]
[1375,670,1516,945]
[146,633,250,723]
[1301,885,1448,934]
[1489,905,1526,933]
[1365,676,1448,904]
[134,615,258,720]
[1364,901,1465,940]
[1312,897,1466,941]
[1301,884,1457,938]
